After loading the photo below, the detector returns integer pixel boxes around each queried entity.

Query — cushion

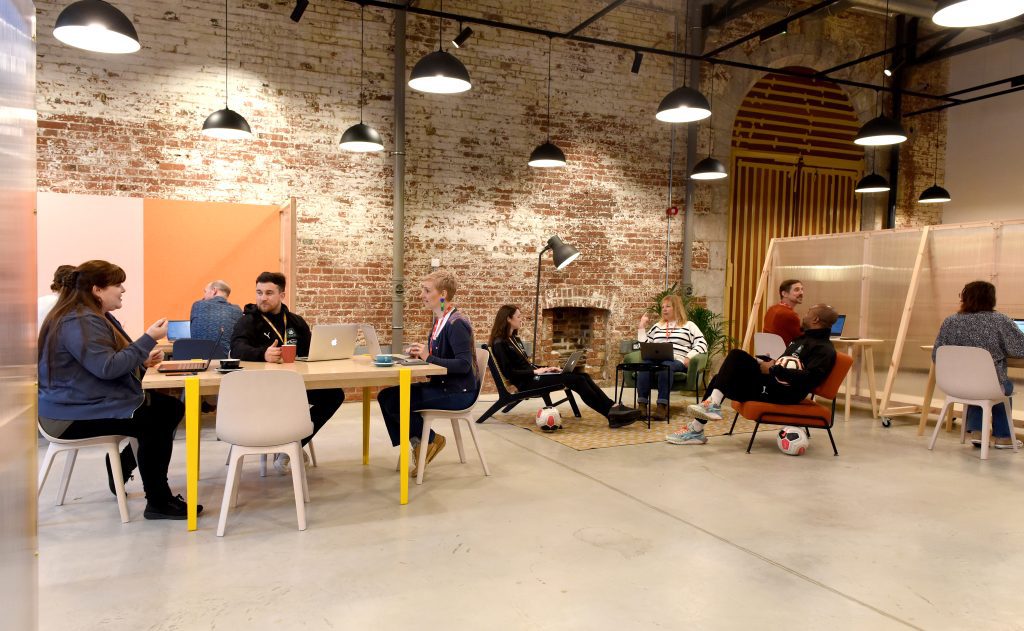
[731,399,832,428]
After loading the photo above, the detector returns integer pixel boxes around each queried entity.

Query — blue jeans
[636,359,686,406]
[965,381,1014,438]
[377,383,477,447]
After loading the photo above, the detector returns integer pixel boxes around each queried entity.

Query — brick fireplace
[538,290,616,384]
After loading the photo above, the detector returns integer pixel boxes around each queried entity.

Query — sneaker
[688,400,723,422]
[608,408,642,429]
[994,439,1023,450]
[665,419,708,445]
[273,451,309,475]
[144,494,203,520]
[105,446,137,496]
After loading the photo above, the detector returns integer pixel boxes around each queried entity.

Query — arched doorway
[725,67,864,344]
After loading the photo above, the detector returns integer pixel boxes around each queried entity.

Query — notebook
[167,320,191,341]
[639,342,673,362]
[296,324,358,362]
[830,314,846,337]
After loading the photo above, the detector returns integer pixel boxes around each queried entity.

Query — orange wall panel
[143,199,280,323]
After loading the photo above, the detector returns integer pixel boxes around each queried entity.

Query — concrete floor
[36,395,1024,631]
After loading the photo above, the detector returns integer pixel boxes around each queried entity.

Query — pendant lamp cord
[438,0,443,50]
[359,4,365,123]
[707,64,714,157]
[224,0,229,108]
[546,37,552,141]
[932,112,939,184]
[878,0,890,118]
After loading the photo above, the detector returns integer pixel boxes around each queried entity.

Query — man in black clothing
[669,304,839,445]
[230,272,345,472]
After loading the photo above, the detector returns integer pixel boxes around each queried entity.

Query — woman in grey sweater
[933,281,1024,448]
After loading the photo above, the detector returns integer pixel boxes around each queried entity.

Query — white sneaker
[274,451,310,475]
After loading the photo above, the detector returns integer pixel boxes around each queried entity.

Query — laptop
[830,314,846,337]
[157,359,210,373]
[639,342,674,362]
[167,320,191,341]
[560,349,585,373]
[296,324,358,362]
[359,324,428,365]
[1013,319,1024,335]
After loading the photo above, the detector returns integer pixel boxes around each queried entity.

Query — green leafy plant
[645,283,734,362]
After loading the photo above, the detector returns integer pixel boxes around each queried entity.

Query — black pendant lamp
[53,0,140,54]
[341,5,384,152]
[656,85,711,123]
[203,0,251,139]
[529,38,566,168]
[408,0,471,94]
[855,149,890,193]
[919,114,951,204]
[854,0,906,147]
[933,0,1024,27]
[690,65,727,180]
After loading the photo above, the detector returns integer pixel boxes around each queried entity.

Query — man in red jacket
[763,279,804,345]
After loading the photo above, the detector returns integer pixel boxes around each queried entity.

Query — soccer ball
[773,355,804,385]
[536,407,562,431]
[776,426,809,456]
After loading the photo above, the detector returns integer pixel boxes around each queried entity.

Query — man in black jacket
[230,272,345,473]
[671,304,839,445]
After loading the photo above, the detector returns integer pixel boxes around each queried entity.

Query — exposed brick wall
[36,1,947,391]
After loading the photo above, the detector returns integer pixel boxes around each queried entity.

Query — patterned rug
[498,404,759,451]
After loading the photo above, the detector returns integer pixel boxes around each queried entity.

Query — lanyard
[510,336,534,366]
[261,312,288,345]
[429,308,455,354]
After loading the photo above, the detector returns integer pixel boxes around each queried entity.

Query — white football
[536,406,562,430]
[776,426,810,456]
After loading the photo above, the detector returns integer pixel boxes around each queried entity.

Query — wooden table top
[142,356,447,392]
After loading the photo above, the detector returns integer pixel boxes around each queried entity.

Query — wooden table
[142,356,446,530]
[916,345,1024,436]
[830,338,883,423]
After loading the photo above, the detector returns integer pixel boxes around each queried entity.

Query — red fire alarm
[666,206,679,217]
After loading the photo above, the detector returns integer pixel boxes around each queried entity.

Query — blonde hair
[423,269,457,301]
[659,294,688,326]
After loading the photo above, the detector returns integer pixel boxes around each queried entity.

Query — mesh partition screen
[766,221,1024,420]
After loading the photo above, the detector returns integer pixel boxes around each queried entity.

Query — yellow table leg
[185,376,200,531]
[362,387,371,465]
[399,368,410,505]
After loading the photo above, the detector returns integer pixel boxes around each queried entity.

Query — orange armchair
[727,352,853,455]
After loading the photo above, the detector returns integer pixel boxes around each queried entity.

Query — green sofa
[620,350,709,404]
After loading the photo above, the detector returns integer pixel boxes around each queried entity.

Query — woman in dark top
[37,260,199,520]
[488,305,641,428]
[377,270,479,475]
[933,280,1024,448]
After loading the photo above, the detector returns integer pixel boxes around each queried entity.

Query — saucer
[215,367,244,373]
[372,361,395,367]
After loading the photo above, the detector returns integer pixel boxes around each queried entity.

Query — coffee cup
[281,344,297,363]
[219,358,240,370]
[374,354,393,365]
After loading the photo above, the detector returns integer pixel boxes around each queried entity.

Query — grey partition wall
[0,0,37,628]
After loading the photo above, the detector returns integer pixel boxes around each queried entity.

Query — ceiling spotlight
[53,0,141,54]
[290,0,309,23]
[855,173,890,193]
[932,0,1024,28]
[854,115,907,146]
[883,67,892,77]
[631,50,643,74]
[759,20,788,42]
[918,184,951,204]
[451,25,473,48]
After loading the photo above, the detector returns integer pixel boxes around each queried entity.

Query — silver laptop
[561,349,585,373]
[296,324,358,361]
[360,324,427,365]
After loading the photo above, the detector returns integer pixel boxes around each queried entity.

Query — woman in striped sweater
[637,294,707,419]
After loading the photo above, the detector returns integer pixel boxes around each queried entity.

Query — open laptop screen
[830,314,846,337]
[167,320,190,341]
[1014,319,1024,335]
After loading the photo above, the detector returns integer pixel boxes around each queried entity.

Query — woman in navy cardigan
[37,260,198,520]
[377,270,479,475]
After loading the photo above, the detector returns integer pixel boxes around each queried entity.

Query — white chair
[754,332,787,359]
[410,348,492,485]
[37,423,138,523]
[216,371,313,536]
[928,345,1016,461]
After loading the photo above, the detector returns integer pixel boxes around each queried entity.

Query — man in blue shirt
[189,280,242,358]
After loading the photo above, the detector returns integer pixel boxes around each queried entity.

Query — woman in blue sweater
[38,260,198,520]
[377,270,479,475]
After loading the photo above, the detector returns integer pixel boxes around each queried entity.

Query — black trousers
[40,392,184,501]
[704,349,807,405]
[528,372,613,417]
[306,389,345,446]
